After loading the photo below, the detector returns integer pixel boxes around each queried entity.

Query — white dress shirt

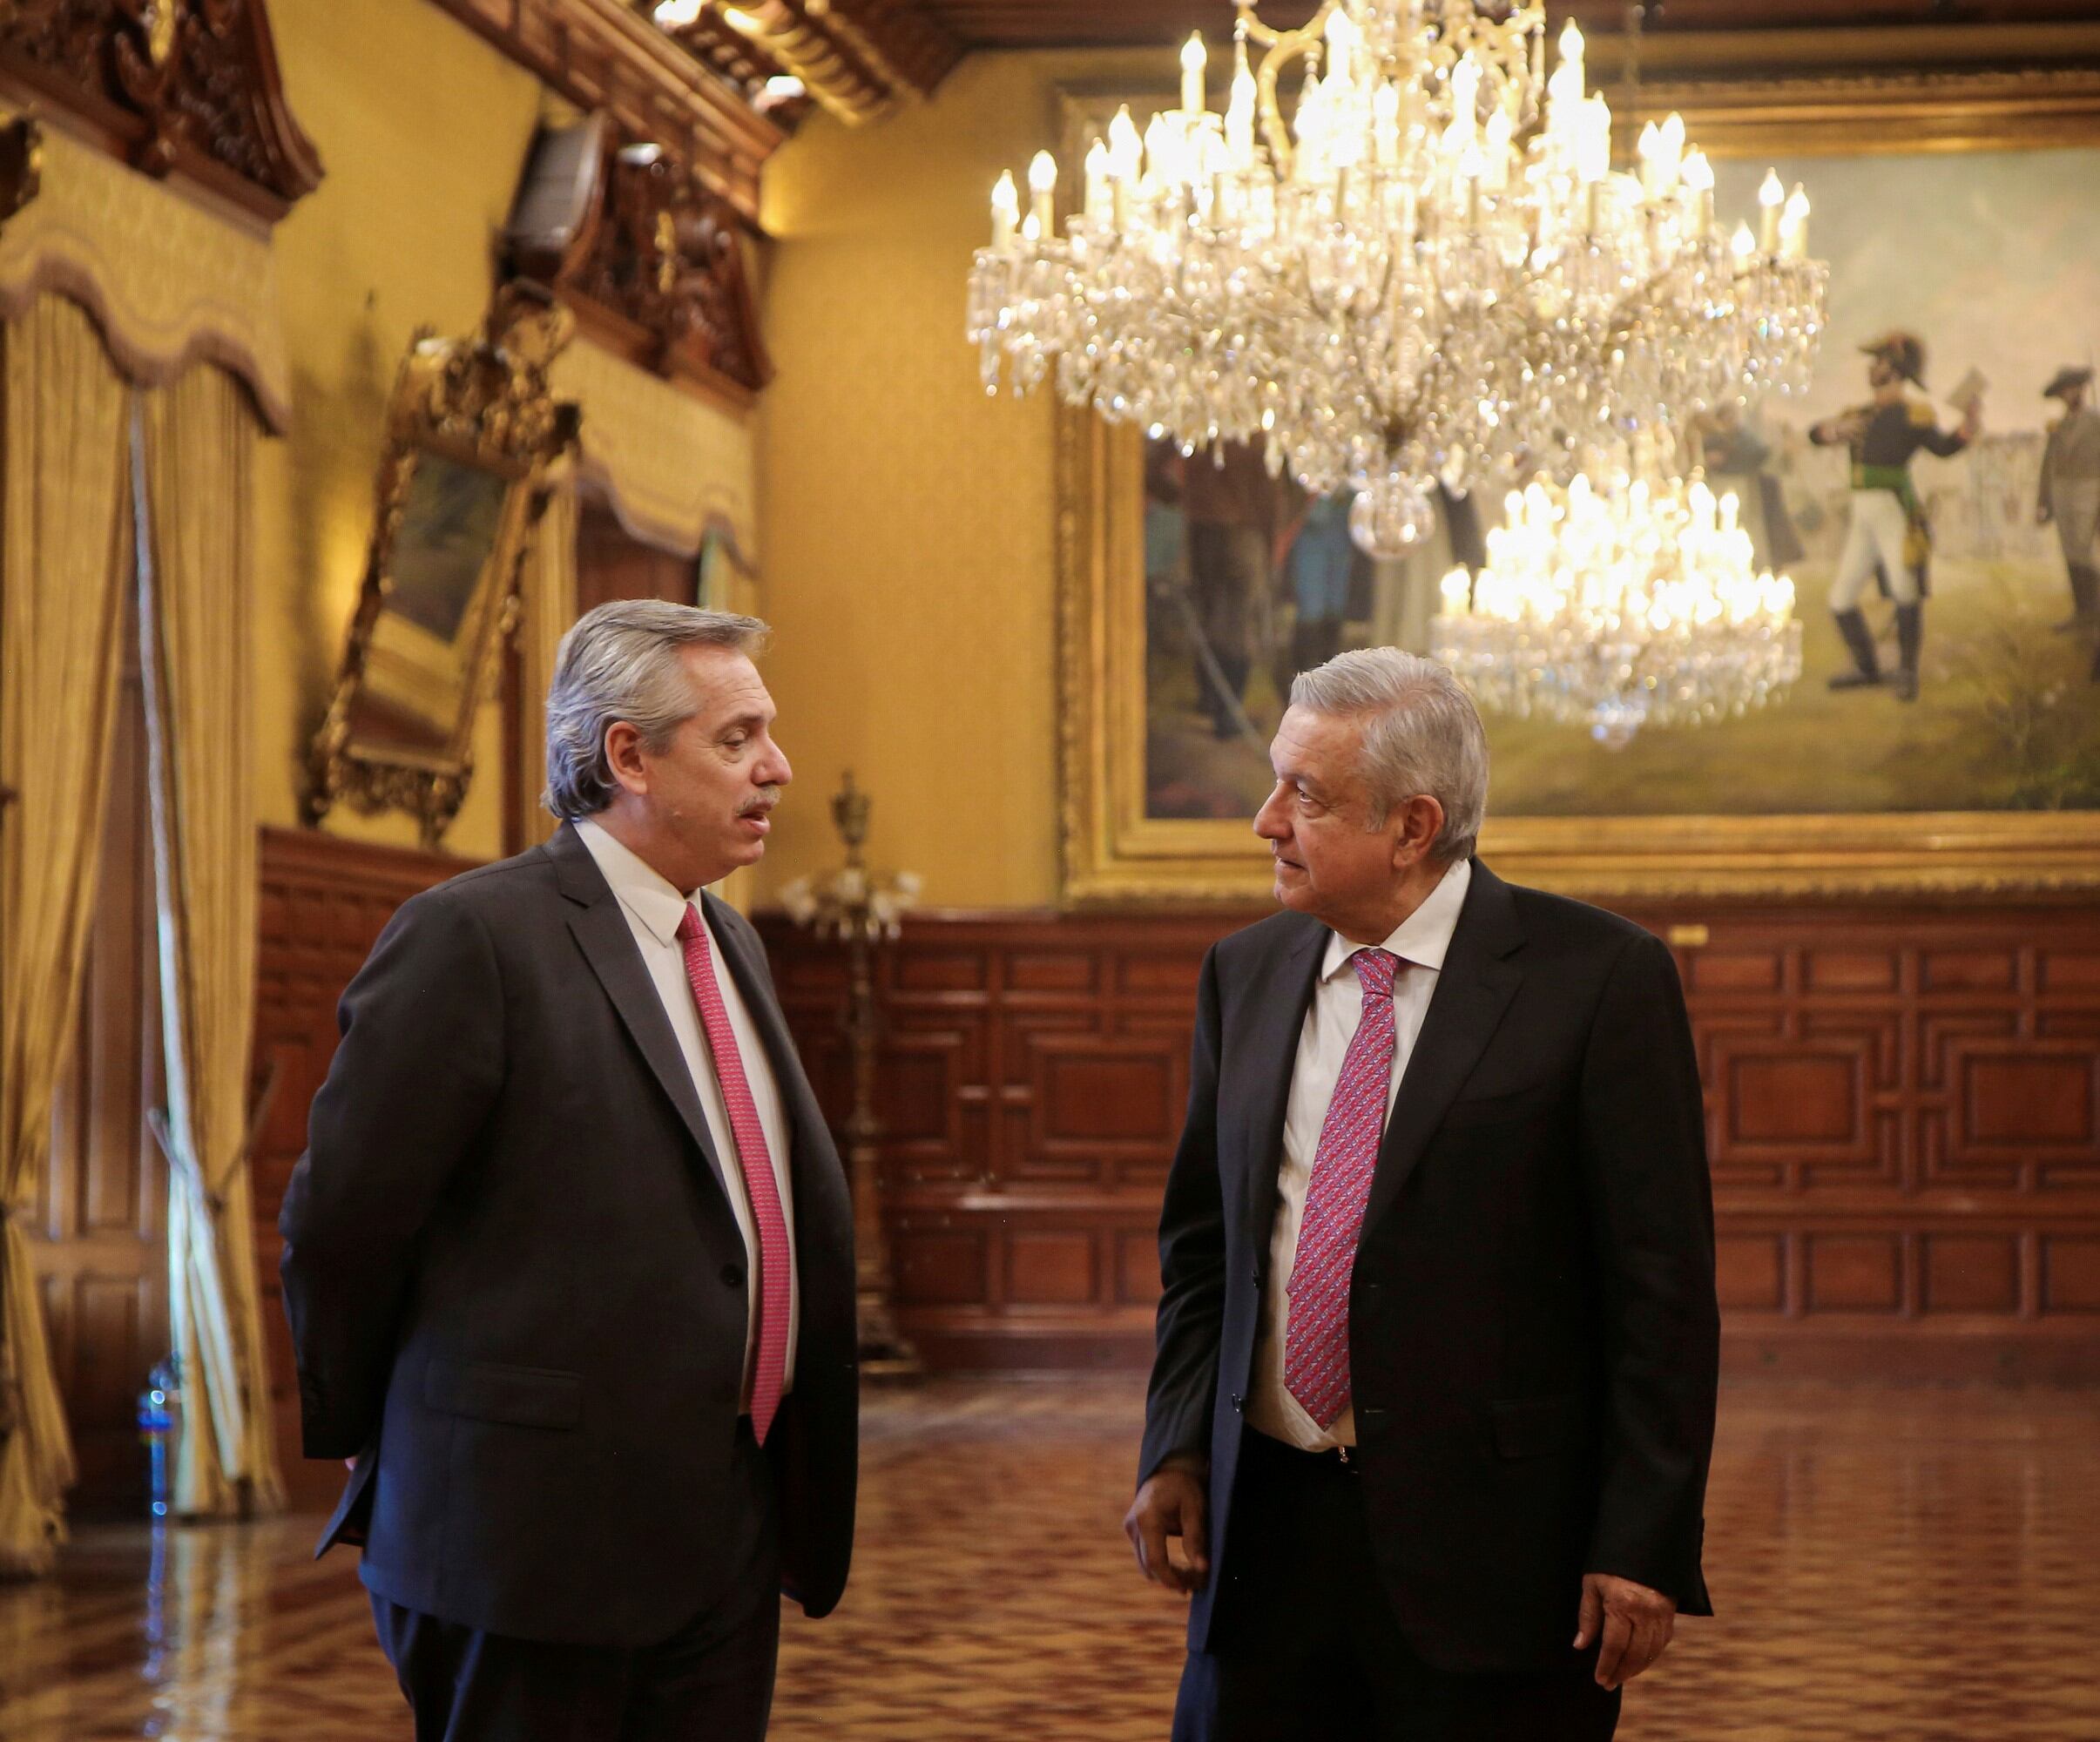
[577,818,798,1394]
[1247,858,1473,1451]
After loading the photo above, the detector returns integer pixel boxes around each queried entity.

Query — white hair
[1288,648,1489,864]
[544,600,769,820]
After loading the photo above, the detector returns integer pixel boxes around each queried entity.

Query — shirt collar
[574,817,706,949]
[1320,857,1474,984]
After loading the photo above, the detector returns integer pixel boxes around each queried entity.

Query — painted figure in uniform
[2037,365,2100,635]
[1808,332,1980,702]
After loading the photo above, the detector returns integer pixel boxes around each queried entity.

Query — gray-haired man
[281,602,858,1741]
[1126,649,1719,1741]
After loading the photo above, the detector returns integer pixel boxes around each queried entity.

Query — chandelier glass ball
[1349,472,1437,557]
[964,0,1828,512]
[1431,471,1805,747]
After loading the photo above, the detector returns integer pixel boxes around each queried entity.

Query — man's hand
[1575,1573,1677,1690]
[1123,1463,1210,1595]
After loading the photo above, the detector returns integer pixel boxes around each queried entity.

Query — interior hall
[0,3,2097,1739]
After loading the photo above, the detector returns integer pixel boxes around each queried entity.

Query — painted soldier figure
[2037,365,2100,634]
[1808,332,1979,703]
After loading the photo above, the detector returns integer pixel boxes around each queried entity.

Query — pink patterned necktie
[676,905,791,1445]
[1284,948,1402,1429]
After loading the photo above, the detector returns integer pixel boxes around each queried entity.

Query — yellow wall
[255,0,544,859]
[755,51,1153,909]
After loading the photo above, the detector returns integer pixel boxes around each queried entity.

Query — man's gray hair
[544,600,769,820]
[1288,648,1489,864]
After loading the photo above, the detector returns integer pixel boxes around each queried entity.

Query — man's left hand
[1574,1573,1677,1690]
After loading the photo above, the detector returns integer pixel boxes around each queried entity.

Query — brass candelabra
[778,773,922,1379]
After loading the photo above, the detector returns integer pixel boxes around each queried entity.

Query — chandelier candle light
[966,0,1827,557]
[1432,469,1804,747]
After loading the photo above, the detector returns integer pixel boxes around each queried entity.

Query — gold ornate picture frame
[1054,23,2100,904]
[307,285,581,847]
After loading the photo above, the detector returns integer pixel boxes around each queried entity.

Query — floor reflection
[3,1380,2097,1740]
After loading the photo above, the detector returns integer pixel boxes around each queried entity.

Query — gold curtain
[138,366,285,1519]
[0,295,133,1577]
[516,479,579,849]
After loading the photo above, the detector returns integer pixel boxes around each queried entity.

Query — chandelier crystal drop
[964,0,1828,556]
[1431,470,1805,747]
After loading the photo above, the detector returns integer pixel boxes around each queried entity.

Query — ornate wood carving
[0,0,321,223]
[424,0,783,223]
[505,116,771,406]
[759,900,2100,1380]
[658,0,962,125]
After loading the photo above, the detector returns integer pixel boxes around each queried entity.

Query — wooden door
[576,493,702,611]
[29,577,169,1517]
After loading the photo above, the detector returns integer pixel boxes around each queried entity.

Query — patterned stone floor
[3,1379,2097,1740]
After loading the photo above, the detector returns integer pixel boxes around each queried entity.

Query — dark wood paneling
[760,897,2100,1380]
[575,494,702,616]
[250,827,475,1504]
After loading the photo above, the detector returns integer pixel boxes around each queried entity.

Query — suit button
[721,1263,744,1288]
[1231,1392,1246,1413]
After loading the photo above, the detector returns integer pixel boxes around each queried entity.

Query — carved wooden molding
[0,0,322,225]
[504,114,770,408]
[660,0,962,126]
[424,0,784,223]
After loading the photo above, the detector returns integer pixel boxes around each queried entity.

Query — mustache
[738,787,782,819]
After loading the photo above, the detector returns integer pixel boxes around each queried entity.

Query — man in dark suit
[1126,648,1718,1740]
[280,601,857,1741]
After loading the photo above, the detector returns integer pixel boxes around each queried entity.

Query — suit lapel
[550,823,733,1206]
[1233,916,1327,1260]
[1361,861,1526,1238]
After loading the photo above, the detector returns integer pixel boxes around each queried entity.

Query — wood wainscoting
[756,900,2100,1383]
[240,829,2100,1455]
[250,827,477,1507]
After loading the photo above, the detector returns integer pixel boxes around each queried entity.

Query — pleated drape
[138,366,285,1519]
[0,295,133,1577]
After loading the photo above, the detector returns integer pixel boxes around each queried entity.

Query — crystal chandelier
[1432,470,1803,746]
[964,0,1827,555]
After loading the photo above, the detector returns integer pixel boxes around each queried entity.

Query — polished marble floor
[3,1379,2097,1740]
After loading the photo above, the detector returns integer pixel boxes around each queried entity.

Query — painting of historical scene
[1144,145,2100,822]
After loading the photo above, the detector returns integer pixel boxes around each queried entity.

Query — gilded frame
[1054,24,2100,904]
[307,285,581,847]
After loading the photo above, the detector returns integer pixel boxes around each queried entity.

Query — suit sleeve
[1138,944,1229,1488]
[1577,930,1720,1613]
[278,888,504,1459]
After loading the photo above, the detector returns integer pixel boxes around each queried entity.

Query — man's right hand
[1124,1463,1210,1594]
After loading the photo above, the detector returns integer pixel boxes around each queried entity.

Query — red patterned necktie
[676,904,791,1444]
[1284,948,1402,1429]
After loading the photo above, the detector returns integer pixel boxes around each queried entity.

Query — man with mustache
[1127,649,1718,1740]
[281,601,857,1740]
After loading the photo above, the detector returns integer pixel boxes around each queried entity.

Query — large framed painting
[1056,24,2100,901]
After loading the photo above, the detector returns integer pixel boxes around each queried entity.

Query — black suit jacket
[1139,861,1718,1674]
[280,823,858,1648]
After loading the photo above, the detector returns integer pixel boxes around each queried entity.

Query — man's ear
[1389,794,1445,871]
[604,721,649,799]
